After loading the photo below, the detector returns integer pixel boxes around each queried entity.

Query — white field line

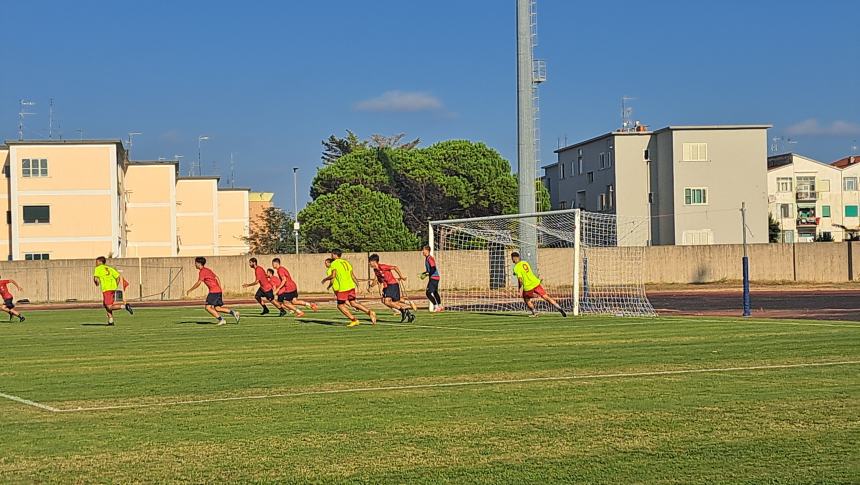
[0,392,60,412]
[14,360,854,414]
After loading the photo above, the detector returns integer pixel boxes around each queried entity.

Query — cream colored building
[543,125,770,245]
[767,153,860,242]
[0,140,256,260]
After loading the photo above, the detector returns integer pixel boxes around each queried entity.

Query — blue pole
[742,255,751,317]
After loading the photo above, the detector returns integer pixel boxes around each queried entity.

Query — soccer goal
[428,209,656,316]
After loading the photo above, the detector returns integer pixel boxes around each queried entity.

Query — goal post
[428,209,655,316]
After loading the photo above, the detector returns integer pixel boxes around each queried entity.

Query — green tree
[244,206,295,254]
[321,130,365,165]
[310,139,550,242]
[298,185,419,252]
[768,214,781,243]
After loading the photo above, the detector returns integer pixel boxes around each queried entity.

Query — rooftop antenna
[229,152,236,188]
[770,136,783,153]
[852,140,858,154]
[76,128,84,140]
[196,135,210,176]
[621,96,635,132]
[127,132,142,159]
[174,154,184,174]
[17,99,36,140]
[48,98,54,139]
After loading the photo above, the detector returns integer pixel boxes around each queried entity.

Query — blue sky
[2,0,858,210]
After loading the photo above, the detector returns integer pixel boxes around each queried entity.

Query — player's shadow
[177,320,219,325]
[81,323,114,326]
[298,318,339,327]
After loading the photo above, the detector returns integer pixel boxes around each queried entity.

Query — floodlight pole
[516,0,538,268]
[293,167,300,254]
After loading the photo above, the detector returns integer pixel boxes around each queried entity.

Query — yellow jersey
[513,261,541,291]
[93,264,120,292]
[331,258,356,292]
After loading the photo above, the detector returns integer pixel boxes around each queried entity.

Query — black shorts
[255,288,275,301]
[3,298,13,309]
[206,292,224,307]
[382,284,401,302]
[426,278,440,293]
[278,290,298,302]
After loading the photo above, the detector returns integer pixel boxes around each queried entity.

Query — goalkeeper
[511,252,567,318]
[420,245,444,312]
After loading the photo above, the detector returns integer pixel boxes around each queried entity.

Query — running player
[185,257,239,326]
[369,254,414,323]
[321,249,376,327]
[511,252,567,317]
[272,257,318,316]
[242,257,284,315]
[92,256,134,326]
[0,276,25,322]
[420,245,443,312]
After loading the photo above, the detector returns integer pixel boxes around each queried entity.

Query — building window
[681,143,708,162]
[598,193,607,211]
[844,177,858,191]
[587,172,594,184]
[684,187,708,205]
[599,153,606,170]
[648,192,654,204]
[607,151,613,168]
[644,149,650,160]
[782,230,795,243]
[22,158,48,177]
[779,203,794,219]
[576,191,586,209]
[822,205,831,218]
[559,162,565,180]
[24,253,49,261]
[607,185,614,209]
[559,200,567,210]
[777,177,793,193]
[846,205,859,218]
[23,205,50,224]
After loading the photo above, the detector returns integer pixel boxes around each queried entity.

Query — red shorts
[102,290,115,307]
[522,285,547,299]
[335,289,357,304]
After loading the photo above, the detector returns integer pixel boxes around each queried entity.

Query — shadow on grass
[81,323,113,326]
[297,318,340,327]
[177,320,219,325]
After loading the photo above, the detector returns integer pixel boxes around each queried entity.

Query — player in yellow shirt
[92,256,134,326]
[511,252,567,318]
[321,249,377,327]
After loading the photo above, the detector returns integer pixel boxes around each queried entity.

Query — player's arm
[241,276,258,288]
[93,275,100,287]
[8,279,22,292]
[275,278,287,294]
[186,278,203,296]
[391,265,406,281]
[321,269,335,285]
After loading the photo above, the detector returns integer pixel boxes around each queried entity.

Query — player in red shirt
[272,257,319,317]
[186,257,239,326]
[368,254,414,323]
[242,257,285,315]
[0,275,25,322]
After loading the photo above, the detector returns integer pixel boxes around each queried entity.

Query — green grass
[1,306,858,484]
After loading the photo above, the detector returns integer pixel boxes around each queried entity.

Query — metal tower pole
[516,0,538,265]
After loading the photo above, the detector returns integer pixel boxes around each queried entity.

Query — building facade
[767,153,860,242]
[543,125,770,245]
[0,140,255,260]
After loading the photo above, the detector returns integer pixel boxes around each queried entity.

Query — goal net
[429,209,655,316]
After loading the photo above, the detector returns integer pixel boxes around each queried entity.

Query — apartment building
[543,125,770,245]
[0,140,256,260]
[767,153,860,242]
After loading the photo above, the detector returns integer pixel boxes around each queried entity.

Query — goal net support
[429,209,655,316]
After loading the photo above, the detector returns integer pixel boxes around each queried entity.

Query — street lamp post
[196,135,210,176]
[293,167,300,254]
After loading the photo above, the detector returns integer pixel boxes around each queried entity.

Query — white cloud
[785,119,860,136]
[354,91,443,113]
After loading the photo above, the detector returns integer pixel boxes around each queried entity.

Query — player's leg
[102,291,116,325]
[539,291,568,317]
[278,293,303,317]
[523,295,537,316]
[214,299,240,323]
[427,279,443,311]
[347,293,377,324]
[255,289,270,314]
[1,302,23,322]
[292,295,319,311]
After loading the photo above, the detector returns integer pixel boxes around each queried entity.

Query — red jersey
[0,280,13,299]
[268,275,282,292]
[276,266,297,294]
[198,268,222,293]
[255,266,273,291]
[373,263,399,287]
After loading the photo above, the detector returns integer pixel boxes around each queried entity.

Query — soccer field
[1,307,858,483]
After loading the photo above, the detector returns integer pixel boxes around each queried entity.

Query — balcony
[796,217,819,227]
[796,190,817,202]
